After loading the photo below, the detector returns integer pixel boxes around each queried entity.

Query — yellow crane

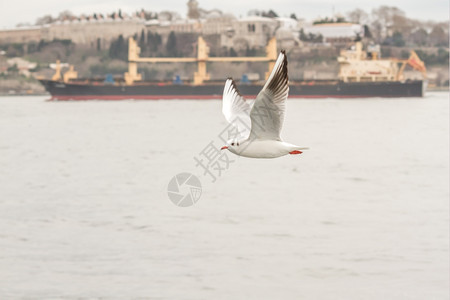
[124,36,278,85]
[396,51,427,81]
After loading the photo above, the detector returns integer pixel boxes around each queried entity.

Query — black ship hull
[39,79,425,100]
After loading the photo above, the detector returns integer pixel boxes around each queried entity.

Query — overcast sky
[0,0,448,28]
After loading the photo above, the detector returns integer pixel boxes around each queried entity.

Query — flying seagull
[221,50,308,158]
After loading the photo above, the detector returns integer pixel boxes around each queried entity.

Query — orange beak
[221,146,228,150]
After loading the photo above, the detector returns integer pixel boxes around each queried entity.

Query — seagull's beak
[221,146,228,150]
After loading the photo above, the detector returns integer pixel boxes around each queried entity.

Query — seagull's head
[221,139,243,154]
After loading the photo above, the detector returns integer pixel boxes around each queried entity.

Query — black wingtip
[230,79,242,97]
[225,77,243,97]
[265,50,288,95]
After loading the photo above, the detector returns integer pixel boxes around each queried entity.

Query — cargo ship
[39,37,427,100]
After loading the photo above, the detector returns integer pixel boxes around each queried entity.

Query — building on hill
[220,16,278,50]
[41,16,146,49]
[0,1,302,54]
[202,14,236,35]
[303,23,364,45]
[0,26,42,43]
[6,57,37,77]
[275,17,303,49]
[168,19,202,34]
[187,0,223,20]
[0,14,147,49]
[144,14,278,51]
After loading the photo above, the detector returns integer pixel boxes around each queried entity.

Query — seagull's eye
[237,142,240,146]
[231,142,235,146]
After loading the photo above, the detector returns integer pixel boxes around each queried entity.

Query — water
[0,93,448,299]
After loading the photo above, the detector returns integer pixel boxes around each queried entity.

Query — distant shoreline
[0,92,49,97]
[1,89,448,98]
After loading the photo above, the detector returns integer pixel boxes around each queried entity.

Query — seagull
[220,50,308,158]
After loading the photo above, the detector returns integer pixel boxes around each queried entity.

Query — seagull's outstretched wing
[249,51,289,141]
[222,78,252,141]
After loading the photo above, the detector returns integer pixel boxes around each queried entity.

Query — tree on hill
[347,8,368,24]
[299,29,323,43]
[146,32,162,54]
[35,15,53,25]
[262,10,278,18]
[313,16,347,25]
[109,35,128,60]
[410,28,428,46]
[139,29,147,53]
[58,10,74,21]
[429,25,448,47]
[166,31,178,57]
[383,31,405,46]
[229,47,237,57]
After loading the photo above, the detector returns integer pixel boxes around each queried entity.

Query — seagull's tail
[289,144,309,151]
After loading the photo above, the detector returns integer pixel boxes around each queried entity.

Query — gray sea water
[0,92,448,299]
